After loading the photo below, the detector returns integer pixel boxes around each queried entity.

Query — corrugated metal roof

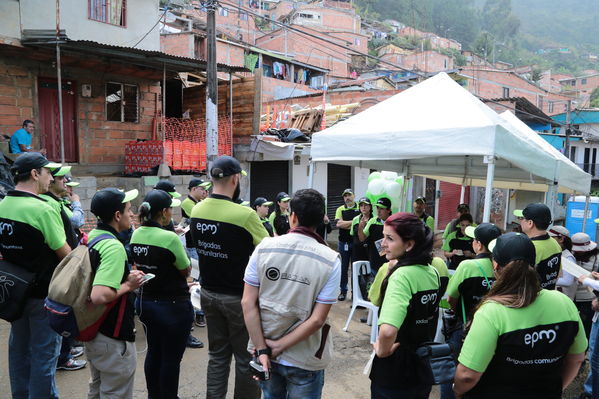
[21,37,247,73]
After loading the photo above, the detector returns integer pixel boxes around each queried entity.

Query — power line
[215,0,428,78]
[132,7,169,48]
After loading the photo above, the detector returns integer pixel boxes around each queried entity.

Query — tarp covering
[311,73,590,194]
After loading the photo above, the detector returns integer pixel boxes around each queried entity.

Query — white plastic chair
[342,261,379,344]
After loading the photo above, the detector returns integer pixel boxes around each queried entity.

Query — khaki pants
[85,333,137,399]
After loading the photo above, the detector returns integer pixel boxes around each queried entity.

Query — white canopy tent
[310,73,591,222]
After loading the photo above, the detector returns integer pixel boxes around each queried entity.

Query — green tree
[591,87,599,108]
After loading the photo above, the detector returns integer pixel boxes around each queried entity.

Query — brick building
[459,67,573,115]
[397,27,462,51]
[380,50,454,73]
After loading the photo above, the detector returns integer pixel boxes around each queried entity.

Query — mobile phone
[249,360,270,380]
[142,273,155,283]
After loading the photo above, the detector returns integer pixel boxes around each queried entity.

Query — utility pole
[56,0,65,163]
[206,0,218,176]
[565,99,572,159]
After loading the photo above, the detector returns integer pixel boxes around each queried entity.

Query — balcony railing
[577,163,599,178]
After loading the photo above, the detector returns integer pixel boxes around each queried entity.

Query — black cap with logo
[91,188,139,221]
[253,197,273,208]
[210,156,247,178]
[465,223,502,247]
[489,232,536,267]
[11,152,61,177]
[275,192,291,202]
[374,197,392,210]
[358,197,371,205]
[143,189,180,211]
[154,180,181,198]
[342,188,354,196]
[414,196,426,204]
[188,178,211,190]
[513,203,552,226]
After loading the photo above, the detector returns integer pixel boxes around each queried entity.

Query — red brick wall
[0,54,159,167]
[0,62,35,141]
[256,28,351,78]
[161,33,194,58]
[79,81,159,165]
[461,68,572,115]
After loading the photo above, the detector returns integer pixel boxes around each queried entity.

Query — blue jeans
[136,298,194,399]
[371,381,432,399]
[440,327,463,399]
[338,241,353,293]
[9,298,61,399]
[260,362,325,399]
[589,315,599,398]
[58,335,74,365]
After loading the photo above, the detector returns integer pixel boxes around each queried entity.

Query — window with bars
[89,0,127,27]
[106,82,138,123]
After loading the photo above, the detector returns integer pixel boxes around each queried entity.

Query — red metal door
[38,78,78,162]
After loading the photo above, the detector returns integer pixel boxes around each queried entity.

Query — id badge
[344,242,349,252]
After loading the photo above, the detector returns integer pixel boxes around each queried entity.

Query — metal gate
[327,164,352,223]
[250,161,290,207]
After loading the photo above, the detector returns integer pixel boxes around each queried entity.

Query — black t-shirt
[190,194,268,296]
[335,204,360,243]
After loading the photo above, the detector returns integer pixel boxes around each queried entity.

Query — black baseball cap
[234,198,250,206]
[143,189,181,211]
[188,178,211,190]
[210,155,247,178]
[154,180,181,198]
[11,152,61,177]
[375,197,392,210]
[513,203,552,225]
[253,197,273,207]
[91,188,139,220]
[51,165,72,177]
[414,196,426,204]
[358,197,371,205]
[342,188,354,196]
[457,203,470,211]
[489,232,536,267]
[275,192,291,202]
[465,223,502,247]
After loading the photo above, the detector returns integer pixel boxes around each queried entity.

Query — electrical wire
[216,0,427,77]
[132,6,170,48]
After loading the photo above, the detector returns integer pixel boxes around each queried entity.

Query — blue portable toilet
[565,197,599,241]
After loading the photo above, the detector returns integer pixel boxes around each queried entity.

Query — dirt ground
[0,297,588,398]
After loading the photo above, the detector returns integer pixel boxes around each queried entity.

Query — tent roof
[311,73,591,194]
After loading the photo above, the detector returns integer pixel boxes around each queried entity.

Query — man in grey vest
[242,189,341,399]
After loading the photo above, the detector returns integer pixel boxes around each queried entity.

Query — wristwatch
[256,347,272,357]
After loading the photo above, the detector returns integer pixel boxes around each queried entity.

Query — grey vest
[249,233,340,371]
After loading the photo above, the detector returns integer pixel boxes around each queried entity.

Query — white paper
[562,256,592,279]
[363,350,376,375]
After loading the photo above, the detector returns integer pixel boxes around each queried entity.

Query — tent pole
[545,182,558,223]
[460,185,465,203]
[482,156,495,223]
[583,195,591,233]
[308,160,315,189]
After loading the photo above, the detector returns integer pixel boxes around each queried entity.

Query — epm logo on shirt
[265,267,311,285]
[524,326,558,348]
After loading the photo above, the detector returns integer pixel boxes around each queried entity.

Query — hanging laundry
[244,53,259,73]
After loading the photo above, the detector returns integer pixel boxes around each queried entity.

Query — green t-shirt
[459,289,587,398]
[89,228,128,291]
[363,217,386,271]
[418,213,435,231]
[531,234,562,290]
[130,224,190,298]
[181,196,198,219]
[335,203,359,242]
[446,255,495,321]
[191,195,269,295]
[370,259,447,307]
[378,264,440,329]
[442,230,474,270]
[0,191,67,298]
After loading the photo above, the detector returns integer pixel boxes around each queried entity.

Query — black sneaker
[195,313,206,328]
[187,335,204,349]
[57,358,87,371]
[338,292,347,301]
